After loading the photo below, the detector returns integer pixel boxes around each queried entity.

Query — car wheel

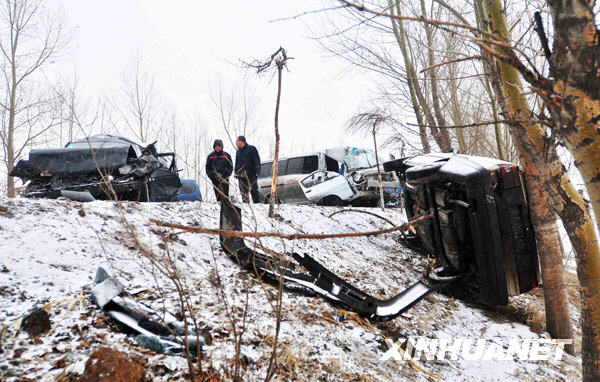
[319,195,342,206]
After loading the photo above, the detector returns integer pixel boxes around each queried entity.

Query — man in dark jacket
[234,135,261,203]
[205,139,233,202]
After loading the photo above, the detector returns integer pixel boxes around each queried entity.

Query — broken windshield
[344,148,376,171]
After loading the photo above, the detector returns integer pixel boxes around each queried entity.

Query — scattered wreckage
[257,147,399,206]
[223,152,540,318]
[91,267,204,355]
[218,200,433,321]
[89,152,540,339]
[384,153,540,305]
[10,135,181,202]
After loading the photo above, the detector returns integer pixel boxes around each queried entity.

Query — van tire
[263,194,281,205]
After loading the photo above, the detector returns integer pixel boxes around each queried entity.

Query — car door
[281,157,306,203]
[283,155,322,203]
[300,171,355,203]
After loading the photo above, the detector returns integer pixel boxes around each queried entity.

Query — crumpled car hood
[10,145,135,181]
[10,135,181,202]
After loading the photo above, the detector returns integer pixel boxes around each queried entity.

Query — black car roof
[66,134,142,149]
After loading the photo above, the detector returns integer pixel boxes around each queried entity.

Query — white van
[257,147,399,206]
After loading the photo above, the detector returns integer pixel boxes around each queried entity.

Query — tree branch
[150,214,432,240]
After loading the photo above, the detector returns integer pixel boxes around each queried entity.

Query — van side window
[303,155,319,174]
[277,159,288,176]
[325,156,339,172]
[259,162,273,178]
[287,157,304,174]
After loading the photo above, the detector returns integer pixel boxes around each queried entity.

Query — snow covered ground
[0,197,582,381]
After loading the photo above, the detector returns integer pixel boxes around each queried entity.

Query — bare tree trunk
[1,0,64,197]
[420,0,452,152]
[490,92,505,160]
[400,27,448,151]
[534,213,573,344]
[434,0,509,159]
[269,64,283,218]
[6,75,16,197]
[481,0,586,358]
[372,126,384,211]
[388,0,430,153]
[447,62,466,153]
[545,1,600,377]
[473,0,507,161]
[246,47,289,217]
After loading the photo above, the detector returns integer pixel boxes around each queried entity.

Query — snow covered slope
[0,198,581,381]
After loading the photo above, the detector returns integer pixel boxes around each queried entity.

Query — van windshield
[344,148,376,171]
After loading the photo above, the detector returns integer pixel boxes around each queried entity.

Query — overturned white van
[257,147,399,206]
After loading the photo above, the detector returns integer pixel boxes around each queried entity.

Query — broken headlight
[351,172,364,184]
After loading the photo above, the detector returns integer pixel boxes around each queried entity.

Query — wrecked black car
[384,153,539,305]
[10,135,181,202]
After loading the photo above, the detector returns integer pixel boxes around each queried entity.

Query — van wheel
[319,195,342,206]
[263,195,281,204]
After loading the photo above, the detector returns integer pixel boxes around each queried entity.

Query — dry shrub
[525,303,546,334]
[261,335,317,381]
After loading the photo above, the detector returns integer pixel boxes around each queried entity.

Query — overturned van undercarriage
[10,135,181,202]
[218,200,434,321]
[384,153,540,305]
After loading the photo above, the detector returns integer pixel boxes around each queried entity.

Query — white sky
[46,0,388,159]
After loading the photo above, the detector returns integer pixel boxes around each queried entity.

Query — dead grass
[261,335,314,381]
[525,302,546,334]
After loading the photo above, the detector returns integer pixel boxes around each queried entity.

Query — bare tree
[418,0,452,152]
[337,0,600,374]
[387,0,429,152]
[312,0,507,154]
[347,109,389,210]
[0,0,66,197]
[473,0,576,356]
[245,47,291,218]
[118,54,165,143]
[208,74,259,150]
[51,69,93,146]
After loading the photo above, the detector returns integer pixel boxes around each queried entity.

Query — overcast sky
[45,0,390,158]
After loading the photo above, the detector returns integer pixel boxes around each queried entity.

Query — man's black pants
[238,175,260,203]
[212,180,229,202]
